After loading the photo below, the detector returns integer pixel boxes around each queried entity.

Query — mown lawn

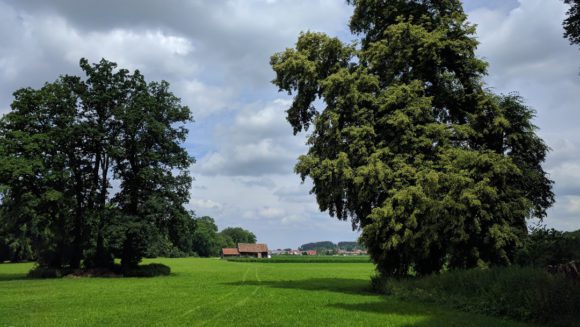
[0,258,536,326]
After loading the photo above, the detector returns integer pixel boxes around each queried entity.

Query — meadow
[0,258,535,327]
[225,255,371,263]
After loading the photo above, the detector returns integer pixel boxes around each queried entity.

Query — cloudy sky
[1,0,578,248]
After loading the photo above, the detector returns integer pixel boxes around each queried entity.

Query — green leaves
[272,0,553,277]
[0,58,194,270]
[564,0,580,46]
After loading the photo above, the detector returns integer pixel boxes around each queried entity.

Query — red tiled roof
[237,243,268,253]
[222,248,240,255]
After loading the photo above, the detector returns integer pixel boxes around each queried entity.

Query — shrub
[375,266,580,325]
[370,273,387,293]
[27,266,66,279]
[123,263,171,277]
[515,227,580,267]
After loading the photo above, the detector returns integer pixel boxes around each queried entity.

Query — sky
[0,0,579,249]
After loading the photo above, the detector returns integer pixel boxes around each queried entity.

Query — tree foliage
[564,0,580,46]
[191,216,222,257]
[337,241,365,251]
[219,227,257,245]
[271,0,554,276]
[299,241,336,251]
[515,226,580,267]
[0,58,194,270]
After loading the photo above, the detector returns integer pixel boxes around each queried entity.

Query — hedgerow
[373,266,580,325]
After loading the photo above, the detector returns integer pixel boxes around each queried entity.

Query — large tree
[0,58,194,271]
[271,0,554,277]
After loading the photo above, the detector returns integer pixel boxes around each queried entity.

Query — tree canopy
[220,227,257,245]
[564,0,580,46]
[299,241,336,251]
[271,0,554,276]
[0,58,194,271]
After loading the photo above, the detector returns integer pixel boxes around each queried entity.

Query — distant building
[337,249,367,256]
[304,250,317,256]
[221,243,269,258]
[221,248,240,257]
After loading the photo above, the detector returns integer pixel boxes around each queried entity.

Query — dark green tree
[0,76,84,268]
[219,227,257,245]
[564,0,580,46]
[218,233,236,249]
[271,0,553,277]
[338,241,365,251]
[0,58,194,272]
[191,216,221,257]
[299,241,336,251]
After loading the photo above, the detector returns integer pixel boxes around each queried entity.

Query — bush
[515,227,580,267]
[370,273,387,293]
[375,266,580,325]
[27,266,66,279]
[123,263,171,277]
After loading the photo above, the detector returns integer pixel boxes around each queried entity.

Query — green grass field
[226,255,371,263]
[0,258,535,327]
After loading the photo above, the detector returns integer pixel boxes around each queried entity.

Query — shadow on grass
[0,273,27,281]
[224,277,375,296]
[328,301,532,327]
[223,277,530,327]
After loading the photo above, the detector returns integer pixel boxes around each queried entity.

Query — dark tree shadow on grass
[0,273,27,281]
[224,277,376,296]
[223,277,532,327]
[327,301,530,327]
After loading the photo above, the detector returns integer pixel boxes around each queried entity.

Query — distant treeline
[227,255,370,264]
[0,216,257,263]
[298,241,366,252]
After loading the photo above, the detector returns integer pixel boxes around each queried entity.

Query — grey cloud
[0,0,351,117]
[545,195,580,231]
[469,0,580,230]
[6,0,351,88]
[274,185,312,203]
[234,177,277,189]
[545,138,580,197]
[470,0,580,133]
[194,99,306,176]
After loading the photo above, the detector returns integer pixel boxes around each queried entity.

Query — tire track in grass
[198,266,263,326]
[161,266,252,325]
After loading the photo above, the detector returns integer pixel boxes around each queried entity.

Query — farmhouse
[221,243,269,258]
[221,248,240,257]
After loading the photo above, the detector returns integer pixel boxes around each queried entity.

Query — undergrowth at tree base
[27,263,171,278]
[372,266,580,326]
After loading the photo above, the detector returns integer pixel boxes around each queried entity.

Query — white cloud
[468,0,580,231]
[195,99,305,176]
[177,79,236,119]
[281,214,307,225]
[564,196,580,215]
[189,198,224,211]
[243,206,286,220]
[31,17,198,77]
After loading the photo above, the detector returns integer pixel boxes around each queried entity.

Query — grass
[0,258,537,326]
[226,255,371,263]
